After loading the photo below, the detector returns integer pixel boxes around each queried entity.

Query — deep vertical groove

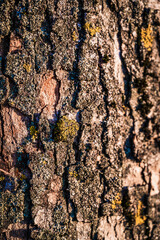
[97,48,110,165]
[62,167,69,213]
[0,36,11,105]
[73,110,83,164]
[54,143,58,174]
[71,0,86,169]
[54,0,59,12]
[98,169,106,217]
[0,107,5,162]
[54,70,61,113]
[45,2,54,70]
[71,0,86,108]
[115,0,136,160]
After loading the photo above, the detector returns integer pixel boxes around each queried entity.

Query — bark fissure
[0,108,5,162]
[0,0,159,239]
[97,48,110,165]
[71,0,86,108]
[116,1,136,161]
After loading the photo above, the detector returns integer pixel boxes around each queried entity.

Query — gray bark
[0,0,160,239]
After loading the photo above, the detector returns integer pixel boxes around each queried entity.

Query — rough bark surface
[0,0,160,239]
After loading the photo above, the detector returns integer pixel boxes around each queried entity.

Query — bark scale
[0,0,159,239]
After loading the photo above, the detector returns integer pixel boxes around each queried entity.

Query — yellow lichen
[72,31,78,41]
[112,193,122,209]
[30,126,38,141]
[69,170,78,178]
[122,105,127,114]
[23,63,32,73]
[54,116,79,142]
[141,24,154,51]
[9,100,15,106]
[84,22,101,36]
[19,174,27,181]
[135,201,147,225]
[0,176,5,181]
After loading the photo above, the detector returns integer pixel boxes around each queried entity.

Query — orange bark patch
[38,71,57,119]
[1,107,28,168]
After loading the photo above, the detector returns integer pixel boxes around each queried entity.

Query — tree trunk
[0,0,160,239]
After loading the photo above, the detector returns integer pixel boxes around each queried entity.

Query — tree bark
[0,0,160,239]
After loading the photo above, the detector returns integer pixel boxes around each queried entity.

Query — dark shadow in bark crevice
[121,187,135,240]
[62,166,70,213]
[9,229,28,239]
[0,108,5,162]
[70,0,86,109]
[15,150,33,239]
[97,48,110,166]
[73,110,83,164]
[114,0,136,161]
[1,35,19,103]
[42,4,55,71]
[106,0,137,161]
[98,168,106,218]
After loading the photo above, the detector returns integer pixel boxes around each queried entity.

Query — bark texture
[0,0,160,239]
